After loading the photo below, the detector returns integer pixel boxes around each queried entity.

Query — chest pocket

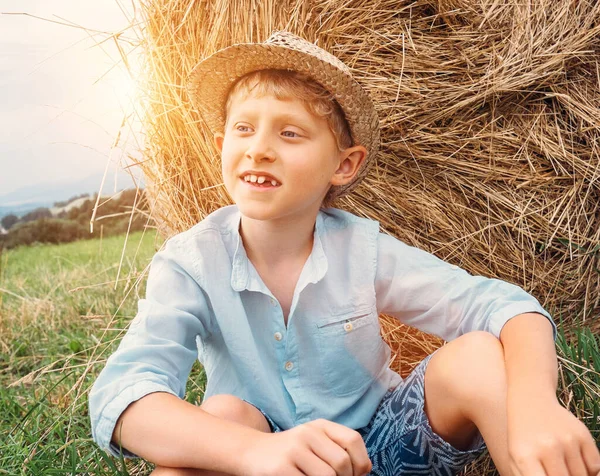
[314,306,388,397]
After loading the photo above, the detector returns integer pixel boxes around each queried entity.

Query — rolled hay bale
[136,0,600,377]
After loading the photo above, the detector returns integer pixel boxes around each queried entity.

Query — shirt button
[270,298,277,306]
[344,322,353,332]
[274,332,283,341]
[285,361,294,371]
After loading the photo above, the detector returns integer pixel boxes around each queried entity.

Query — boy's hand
[507,397,600,475]
[241,418,372,476]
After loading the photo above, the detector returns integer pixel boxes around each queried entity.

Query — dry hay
[132,1,600,471]
[138,2,599,308]
[137,0,600,343]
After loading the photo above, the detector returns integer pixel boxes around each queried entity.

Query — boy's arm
[112,392,375,475]
[374,232,557,341]
[499,312,600,474]
[89,238,214,458]
[499,312,557,399]
[111,392,264,473]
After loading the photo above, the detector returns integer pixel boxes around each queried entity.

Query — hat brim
[186,42,380,199]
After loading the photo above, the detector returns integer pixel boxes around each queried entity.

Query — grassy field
[0,232,207,475]
[0,232,598,475]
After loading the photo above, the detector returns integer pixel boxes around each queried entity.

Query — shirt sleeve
[375,232,556,342]
[88,237,214,458]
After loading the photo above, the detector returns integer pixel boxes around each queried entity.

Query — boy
[89,32,600,475]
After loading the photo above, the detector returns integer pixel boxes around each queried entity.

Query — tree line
[0,189,149,249]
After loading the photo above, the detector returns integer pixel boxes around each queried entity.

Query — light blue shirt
[89,205,556,457]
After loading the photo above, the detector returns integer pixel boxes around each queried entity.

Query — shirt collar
[301,210,328,288]
[230,211,248,292]
[230,209,329,293]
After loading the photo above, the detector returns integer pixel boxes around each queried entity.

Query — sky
[0,0,141,198]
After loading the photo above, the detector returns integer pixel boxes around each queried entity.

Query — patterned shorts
[244,351,487,475]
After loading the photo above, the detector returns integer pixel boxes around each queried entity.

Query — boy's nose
[245,137,276,162]
[246,128,276,162]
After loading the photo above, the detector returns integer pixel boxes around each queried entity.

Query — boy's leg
[199,394,273,433]
[423,331,512,475]
[151,394,272,475]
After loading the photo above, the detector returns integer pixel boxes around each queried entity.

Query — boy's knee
[433,331,506,403]
[456,331,504,359]
[200,394,247,419]
[200,394,271,432]
[456,331,506,399]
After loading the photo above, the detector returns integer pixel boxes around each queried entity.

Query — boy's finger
[342,442,372,476]
[308,430,354,476]
[580,433,600,474]
[317,422,371,476]
[564,443,588,476]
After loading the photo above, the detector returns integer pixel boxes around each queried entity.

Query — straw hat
[186,31,380,200]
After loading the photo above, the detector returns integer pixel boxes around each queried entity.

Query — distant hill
[0,189,148,249]
[0,171,139,218]
[0,201,55,219]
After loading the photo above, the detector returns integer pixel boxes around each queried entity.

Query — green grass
[0,233,597,475]
[555,324,600,436]
[0,231,207,475]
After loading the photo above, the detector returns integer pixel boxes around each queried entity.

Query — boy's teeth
[243,174,279,186]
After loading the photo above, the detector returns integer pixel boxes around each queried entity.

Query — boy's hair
[224,69,354,206]
[225,69,353,152]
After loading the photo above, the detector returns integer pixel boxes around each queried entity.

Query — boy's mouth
[241,173,281,187]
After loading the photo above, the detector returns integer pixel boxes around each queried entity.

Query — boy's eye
[282,130,300,138]
[236,125,251,132]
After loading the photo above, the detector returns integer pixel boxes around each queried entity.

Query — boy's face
[214,92,361,223]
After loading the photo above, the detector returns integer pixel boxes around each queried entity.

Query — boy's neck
[239,211,318,270]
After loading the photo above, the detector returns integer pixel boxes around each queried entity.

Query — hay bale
[131,2,600,472]
[135,0,600,367]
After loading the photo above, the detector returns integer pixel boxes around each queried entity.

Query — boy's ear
[330,145,368,186]
[213,132,224,153]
